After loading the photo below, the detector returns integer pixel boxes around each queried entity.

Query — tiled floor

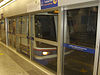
[0,45,29,75]
[0,44,47,75]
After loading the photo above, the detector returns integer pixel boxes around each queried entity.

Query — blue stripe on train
[64,43,95,54]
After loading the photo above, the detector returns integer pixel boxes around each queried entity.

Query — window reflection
[67,7,98,48]
[0,19,6,44]
[35,13,58,41]
[32,11,58,72]
[64,6,98,75]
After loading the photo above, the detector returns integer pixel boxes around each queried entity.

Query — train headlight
[42,52,49,55]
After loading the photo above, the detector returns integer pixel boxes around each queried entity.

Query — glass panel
[16,35,20,52]
[0,19,6,44]
[31,11,58,72]
[19,16,30,57]
[20,37,30,56]
[21,16,29,35]
[13,19,16,48]
[35,12,58,41]
[16,17,22,34]
[16,17,21,52]
[8,18,16,48]
[0,20,1,39]
[64,6,98,75]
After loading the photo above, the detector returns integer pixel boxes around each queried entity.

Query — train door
[31,11,58,72]
[63,6,98,75]
[19,16,30,57]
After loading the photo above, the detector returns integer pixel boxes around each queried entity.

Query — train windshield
[35,13,58,41]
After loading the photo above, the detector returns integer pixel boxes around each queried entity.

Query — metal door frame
[62,2,100,75]
[5,18,8,45]
[96,3,100,75]
[29,8,60,74]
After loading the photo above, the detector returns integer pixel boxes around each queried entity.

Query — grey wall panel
[58,0,98,7]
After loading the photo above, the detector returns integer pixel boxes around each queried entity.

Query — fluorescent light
[0,0,16,9]
[0,0,10,6]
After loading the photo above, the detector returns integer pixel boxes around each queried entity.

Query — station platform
[0,42,49,75]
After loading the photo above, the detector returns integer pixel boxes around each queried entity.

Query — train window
[64,6,98,75]
[35,12,58,41]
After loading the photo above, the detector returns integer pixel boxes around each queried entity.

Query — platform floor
[0,44,47,75]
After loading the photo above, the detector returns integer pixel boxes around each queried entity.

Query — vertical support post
[32,15,36,47]
[29,14,32,60]
[57,7,64,75]
[32,15,37,60]
[94,4,100,75]
[63,10,69,44]
[5,18,8,45]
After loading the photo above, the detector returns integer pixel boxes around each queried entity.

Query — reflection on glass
[0,19,6,44]
[35,13,58,41]
[16,17,22,34]
[16,17,21,52]
[8,18,16,48]
[20,37,30,56]
[64,6,98,75]
[31,11,58,72]
[21,16,29,35]
[19,16,30,57]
